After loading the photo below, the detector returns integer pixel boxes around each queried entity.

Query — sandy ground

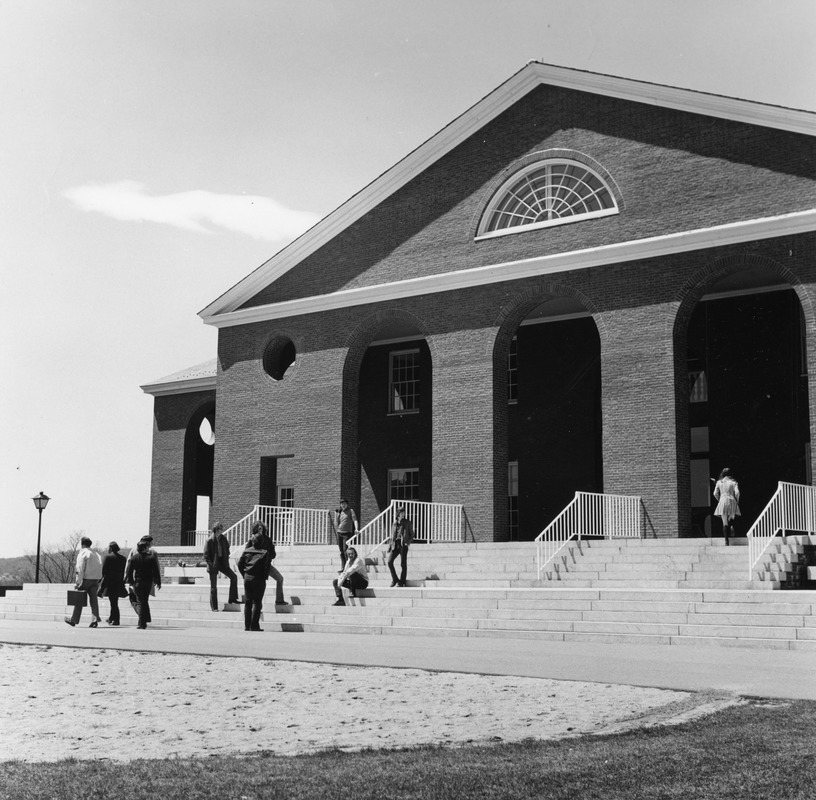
[0,643,739,762]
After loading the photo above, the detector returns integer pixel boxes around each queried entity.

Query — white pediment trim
[141,375,217,397]
[202,209,816,329]
[200,62,816,320]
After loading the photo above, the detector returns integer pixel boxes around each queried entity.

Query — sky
[1,0,815,559]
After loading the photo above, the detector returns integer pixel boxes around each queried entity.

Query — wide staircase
[1,537,815,650]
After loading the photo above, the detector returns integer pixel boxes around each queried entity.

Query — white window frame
[388,348,420,415]
[689,370,709,403]
[508,461,519,540]
[508,336,518,404]
[476,159,618,240]
[388,468,420,502]
[277,486,294,508]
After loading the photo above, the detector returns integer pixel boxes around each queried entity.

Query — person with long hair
[713,467,741,545]
[332,546,368,606]
[98,541,127,626]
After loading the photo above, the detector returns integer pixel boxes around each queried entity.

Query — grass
[2,698,815,799]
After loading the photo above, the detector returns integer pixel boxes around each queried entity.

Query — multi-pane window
[689,371,709,403]
[479,160,617,238]
[508,336,518,404]
[508,462,519,540]
[389,349,420,413]
[389,468,420,502]
[277,486,294,508]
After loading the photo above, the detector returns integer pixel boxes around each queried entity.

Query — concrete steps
[3,581,815,651]
[164,539,796,591]
[3,537,811,649]
[539,537,796,589]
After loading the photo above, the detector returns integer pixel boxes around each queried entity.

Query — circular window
[199,417,215,446]
[263,336,297,381]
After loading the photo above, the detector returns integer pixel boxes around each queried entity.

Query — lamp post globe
[31,492,50,584]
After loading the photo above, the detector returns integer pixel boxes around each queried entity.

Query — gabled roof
[141,358,217,397]
[200,61,816,326]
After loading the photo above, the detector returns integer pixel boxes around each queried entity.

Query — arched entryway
[342,310,434,526]
[677,257,812,538]
[495,288,603,540]
[181,402,215,543]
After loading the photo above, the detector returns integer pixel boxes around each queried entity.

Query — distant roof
[141,358,217,397]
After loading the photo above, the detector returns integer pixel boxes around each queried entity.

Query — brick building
[142,62,816,546]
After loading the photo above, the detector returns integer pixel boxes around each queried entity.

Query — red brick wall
[148,391,216,546]
[147,85,816,542]
[243,85,816,308]
[205,234,816,541]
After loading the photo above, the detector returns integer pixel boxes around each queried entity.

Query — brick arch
[342,307,436,386]
[489,283,604,540]
[673,253,815,338]
[671,252,816,538]
[489,282,605,363]
[181,399,216,541]
[339,307,435,506]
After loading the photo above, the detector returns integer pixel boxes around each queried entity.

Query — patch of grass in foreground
[3,699,816,800]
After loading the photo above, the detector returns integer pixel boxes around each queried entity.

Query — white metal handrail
[191,530,210,549]
[747,481,816,578]
[218,505,333,548]
[346,499,465,560]
[535,491,643,579]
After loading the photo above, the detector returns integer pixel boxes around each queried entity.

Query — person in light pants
[332,547,368,605]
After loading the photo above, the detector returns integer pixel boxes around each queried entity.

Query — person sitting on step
[332,546,368,606]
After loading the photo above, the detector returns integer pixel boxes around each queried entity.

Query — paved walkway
[1,619,814,700]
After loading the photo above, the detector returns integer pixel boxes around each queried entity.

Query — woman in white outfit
[713,467,740,545]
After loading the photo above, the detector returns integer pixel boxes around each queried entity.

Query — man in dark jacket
[237,532,271,631]
[125,535,162,630]
[250,520,286,606]
[203,522,240,611]
[99,541,127,625]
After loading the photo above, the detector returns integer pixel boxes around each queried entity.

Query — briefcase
[67,590,87,607]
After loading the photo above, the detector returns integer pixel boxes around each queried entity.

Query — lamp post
[32,492,50,584]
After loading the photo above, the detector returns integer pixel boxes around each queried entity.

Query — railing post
[781,484,787,541]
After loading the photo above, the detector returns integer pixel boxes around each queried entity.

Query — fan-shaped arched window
[478,159,618,238]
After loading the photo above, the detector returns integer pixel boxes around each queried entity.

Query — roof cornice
[200,62,816,320]
[202,209,816,329]
[141,375,217,397]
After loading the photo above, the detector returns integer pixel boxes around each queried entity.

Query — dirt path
[0,643,739,762]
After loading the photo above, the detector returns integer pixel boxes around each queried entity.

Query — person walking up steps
[238,531,271,631]
[713,467,741,546]
[250,520,287,606]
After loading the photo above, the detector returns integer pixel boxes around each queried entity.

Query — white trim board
[141,375,217,397]
[199,62,816,321]
[202,209,816,329]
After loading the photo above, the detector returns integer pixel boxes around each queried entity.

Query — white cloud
[63,181,321,242]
